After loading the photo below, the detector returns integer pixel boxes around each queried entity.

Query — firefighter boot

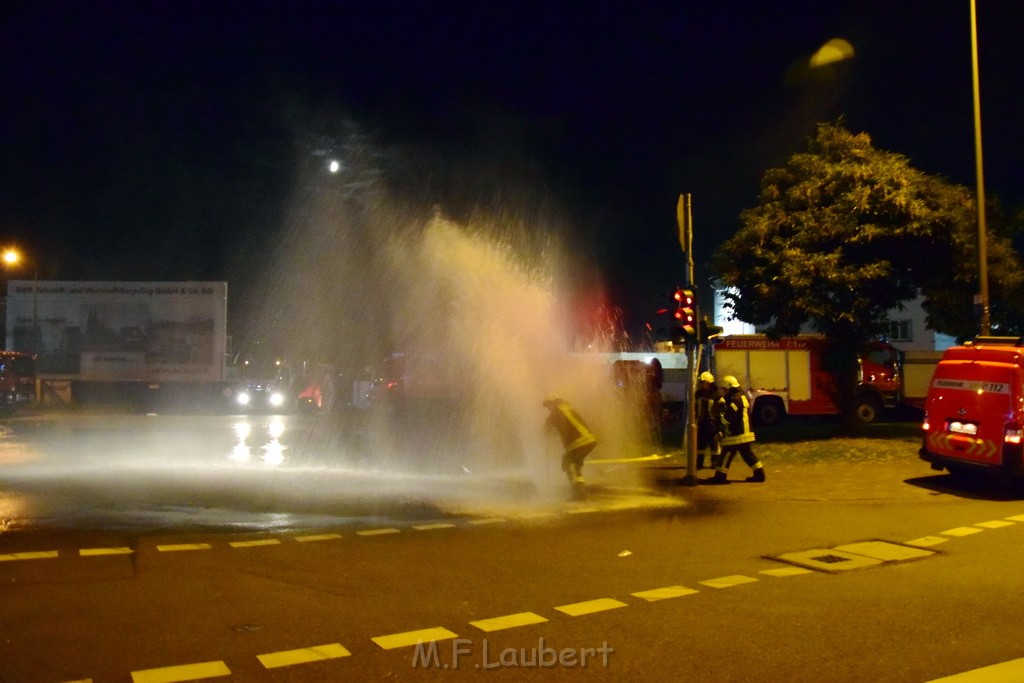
[746,467,766,483]
[707,470,728,485]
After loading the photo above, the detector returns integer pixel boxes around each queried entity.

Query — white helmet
[722,375,741,389]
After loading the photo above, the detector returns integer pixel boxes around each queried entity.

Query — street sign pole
[677,193,699,486]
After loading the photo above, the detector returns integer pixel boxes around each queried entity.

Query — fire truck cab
[919,337,1024,478]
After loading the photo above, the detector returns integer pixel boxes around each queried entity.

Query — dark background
[2,1,1021,341]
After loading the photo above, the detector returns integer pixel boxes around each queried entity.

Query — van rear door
[923,359,1020,469]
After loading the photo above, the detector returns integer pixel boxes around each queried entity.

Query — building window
[887,320,912,342]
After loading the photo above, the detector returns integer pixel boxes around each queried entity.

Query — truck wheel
[753,398,785,427]
[854,396,883,424]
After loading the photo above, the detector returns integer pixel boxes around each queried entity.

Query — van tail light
[921,413,930,432]
[1004,424,1023,445]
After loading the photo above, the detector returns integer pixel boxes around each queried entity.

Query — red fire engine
[711,335,902,425]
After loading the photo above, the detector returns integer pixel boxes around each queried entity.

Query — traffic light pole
[677,193,699,486]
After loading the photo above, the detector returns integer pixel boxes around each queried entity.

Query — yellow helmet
[722,375,741,389]
[699,371,715,384]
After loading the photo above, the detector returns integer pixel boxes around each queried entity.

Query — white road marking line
[468,518,506,525]
[294,533,342,542]
[356,528,400,536]
[372,627,458,650]
[229,539,281,548]
[257,643,351,669]
[975,520,1014,529]
[413,523,457,531]
[631,586,699,601]
[0,550,58,562]
[156,544,212,552]
[906,536,949,547]
[699,575,758,589]
[554,598,628,616]
[941,527,983,537]
[470,612,549,632]
[80,547,133,557]
[131,660,230,682]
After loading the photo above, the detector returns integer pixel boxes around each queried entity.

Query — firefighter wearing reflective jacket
[695,371,723,470]
[708,376,766,484]
[543,394,598,500]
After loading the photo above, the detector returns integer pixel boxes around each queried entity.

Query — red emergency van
[919,337,1024,477]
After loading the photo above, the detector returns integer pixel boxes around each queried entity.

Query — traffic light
[699,317,724,343]
[672,288,697,344]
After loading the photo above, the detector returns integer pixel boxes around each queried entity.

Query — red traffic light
[673,289,693,306]
[672,288,697,344]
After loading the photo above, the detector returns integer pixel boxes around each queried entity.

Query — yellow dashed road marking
[229,539,281,548]
[80,547,133,557]
[372,627,458,650]
[555,598,628,616]
[976,520,1014,529]
[906,536,949,547]
[257,643,351,669]
[631,585,698,601]
[413,523,456,531]
[156,544,212,552]
[470,612,548,632]
[1005,514,1024,522]
[760,567,812,577]
[356,528,400,536]
[468,517,506,525]
[0,550,58,562]
[131,660,230,682]
[699,575,758,588]
[566,507,600,515]
[294,533,341,542]
[942,527,983,537]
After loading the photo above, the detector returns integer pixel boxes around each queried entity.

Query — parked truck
[711,334,903,425]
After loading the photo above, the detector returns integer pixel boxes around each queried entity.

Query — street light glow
[809,38,854,67]
[328,159,341,173]
[2,249,20,266]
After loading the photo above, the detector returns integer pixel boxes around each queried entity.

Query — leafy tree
[713,120,1024,425]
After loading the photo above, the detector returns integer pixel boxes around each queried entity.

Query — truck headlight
[236,392,251,406]
[269,391,285,407]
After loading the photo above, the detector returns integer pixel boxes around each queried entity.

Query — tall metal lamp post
[969,0,990,335]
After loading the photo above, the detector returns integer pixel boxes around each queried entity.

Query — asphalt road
[2,413,1024,682]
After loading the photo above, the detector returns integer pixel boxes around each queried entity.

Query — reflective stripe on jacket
[720,389,755,446]
[546,400,598,452]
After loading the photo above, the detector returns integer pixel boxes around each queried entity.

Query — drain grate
[767,540,937,574]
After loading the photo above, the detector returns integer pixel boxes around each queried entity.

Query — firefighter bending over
[543,394,598,500]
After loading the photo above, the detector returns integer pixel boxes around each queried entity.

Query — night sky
[2,1,1022,337]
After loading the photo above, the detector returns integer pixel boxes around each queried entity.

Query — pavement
[633,448,973,503]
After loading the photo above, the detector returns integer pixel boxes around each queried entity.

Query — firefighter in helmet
[708,375,766,484]
[543,394,598,500]
[695,371,723,470]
